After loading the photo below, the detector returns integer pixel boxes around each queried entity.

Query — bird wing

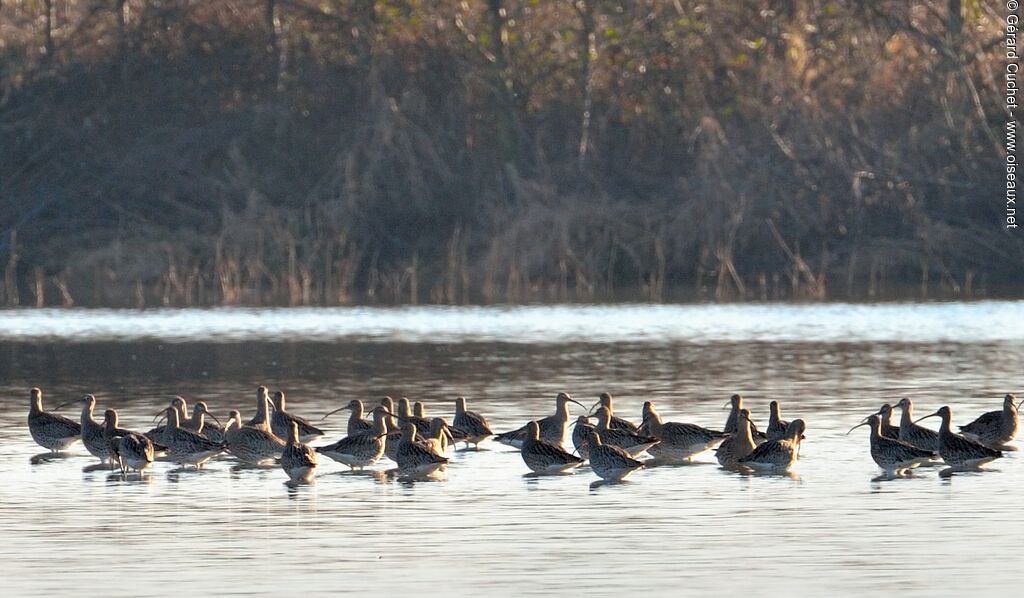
[959,410,1000,434]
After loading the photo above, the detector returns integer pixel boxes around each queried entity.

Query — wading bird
[494,393,586,448]
[27,388,81,453]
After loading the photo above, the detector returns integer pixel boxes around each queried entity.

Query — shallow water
[0,302,1022,596]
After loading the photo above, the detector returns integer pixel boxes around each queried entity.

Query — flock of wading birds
[24,386,1023,485]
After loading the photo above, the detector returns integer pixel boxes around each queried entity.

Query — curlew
[590,393,639,432]
[874,403,901,440]
[270,391,324,443]
[494,392,586,448]
[186,400,226,443]
[640,401,727,462]
[380,398,404,462]
[423,417,456,455]
[316,406,389,470]
[958,394,1019,449]
[592,407,659,456]
[395,423,448,475]
[519,421,584,475]
[321,399,374,437]
[103,409,154,475]
[572,415,596,459]
[848,414,934,477]
[224,410,285,465]
[738,419,805,472]
[716,408,757,467]
[27,388,81,453]
[721,394,768,444]
[247,386,273,429]
[895,398,939,453]
[916,406,1002,471]
[588,430,645,481]
[57,394,112,464]
[147,396,189,448]
[453,396,493,449]
[281,420,317,483]
[766,401,791,442]
[157,405,224,468]
[396,397,433,433]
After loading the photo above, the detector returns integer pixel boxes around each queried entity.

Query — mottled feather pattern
[521,439,583,472]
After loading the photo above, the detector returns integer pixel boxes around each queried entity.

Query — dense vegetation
[0,1,1017,306]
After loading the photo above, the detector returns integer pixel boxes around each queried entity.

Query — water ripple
[0,306,1022,596]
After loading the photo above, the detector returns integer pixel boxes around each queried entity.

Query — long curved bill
[846,419,869,435]
[199,407,223,427]
[320,404,352,421]
[913,412,939,424]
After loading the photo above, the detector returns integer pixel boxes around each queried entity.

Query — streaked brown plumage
[641,401,726,462]
[896,398,939,452]
[146,396,188,447]
[591,393,639,433]
[848,414,934,477]
[186,401,225,443]
[453,396,493,448]
[738,419,805,472]
[423,417,456,455]
[271,391,324,443]
[316,407,388,469]
[396,397,433,434]
[160,405,224,468]
[396,423,448,475]
[27,388,81,452]
[722,394,767,444]
[592,406,659,456]
[320,399,374,436]
[520,421,584,474]
[917,406,1002,469]
[247,386,273,429]
[874,403,901,439]
[766,401,790,442]
[958,394,1019,448]
[572,415,595,459]
[62,394,112,463]
[716,408,756,467]
[281,420,317,483]
[224,410,285,465]
[588,430,644,481]
[494,392,585,448]
[103,409,154,475]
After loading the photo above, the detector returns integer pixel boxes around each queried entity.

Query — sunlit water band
[0,301,1021,344]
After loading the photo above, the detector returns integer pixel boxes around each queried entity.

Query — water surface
[0,303,1021,596]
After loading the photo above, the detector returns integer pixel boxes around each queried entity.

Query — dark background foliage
[0,1,1017,306]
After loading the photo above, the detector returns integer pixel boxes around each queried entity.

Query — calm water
[0,303,1021,596]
